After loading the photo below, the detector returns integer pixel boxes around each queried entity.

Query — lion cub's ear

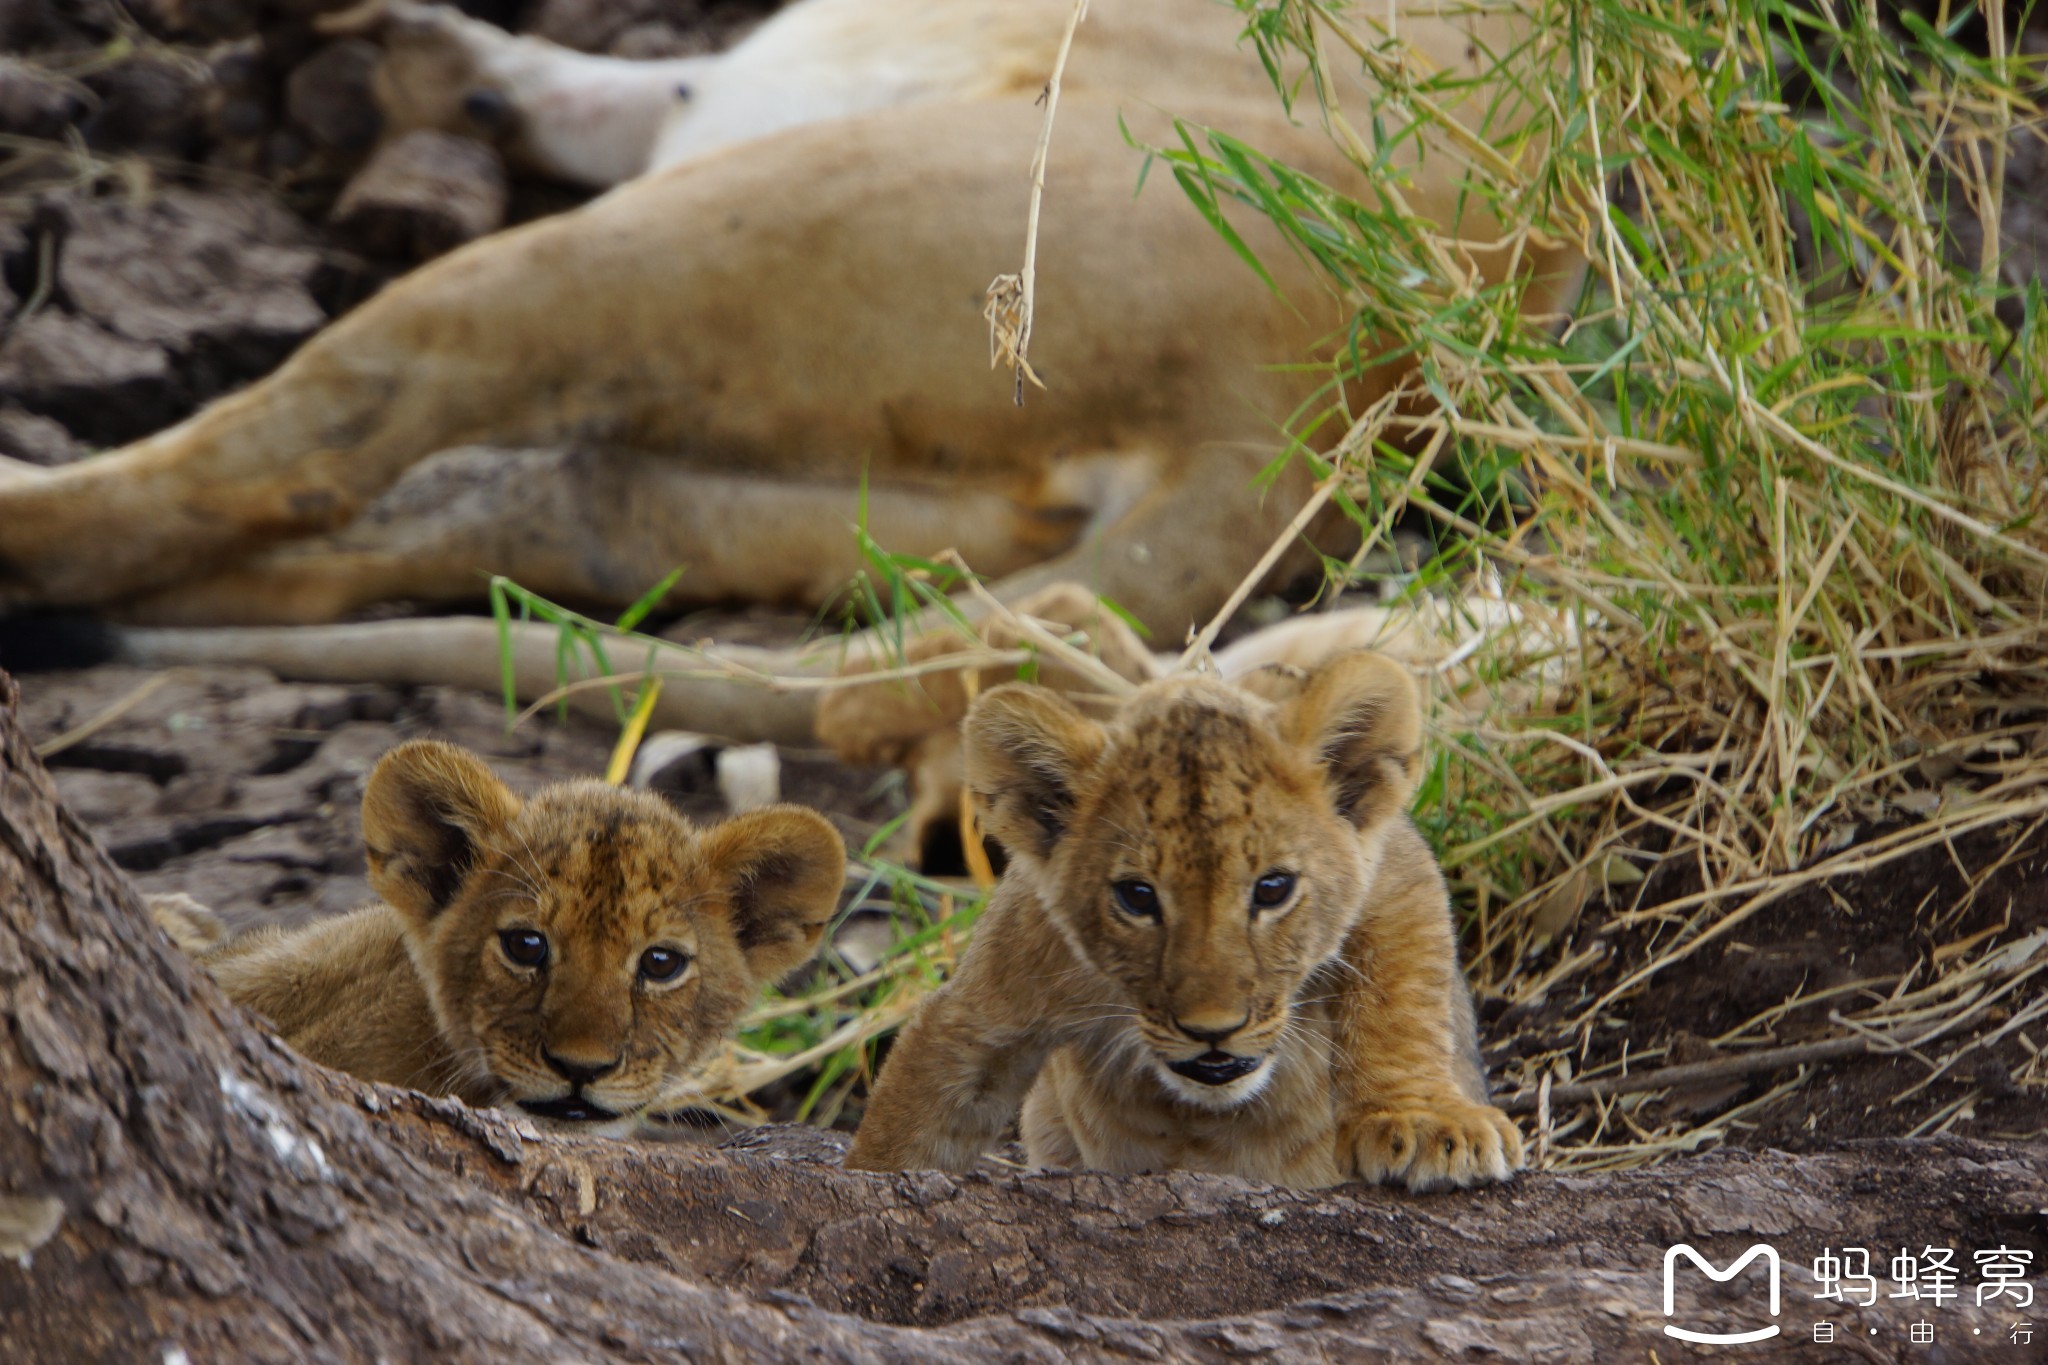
[1277,651,1423,830]
[962,683,1108,863]
[361,740,523,925]
[700,807,847,984]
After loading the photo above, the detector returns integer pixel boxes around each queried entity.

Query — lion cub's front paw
[1343,1101,1524,1191]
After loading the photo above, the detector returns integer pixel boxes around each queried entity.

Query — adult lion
[0,0,1583,804]
[0,0,1574,650]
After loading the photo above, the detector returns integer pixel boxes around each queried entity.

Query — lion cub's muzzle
[1167,1050,1265,1086]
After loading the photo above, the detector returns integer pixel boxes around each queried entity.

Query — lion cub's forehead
[497,784,708,924]
[1087,683,1319,847]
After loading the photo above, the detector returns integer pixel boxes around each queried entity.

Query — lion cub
[152,739,844,1133]
[846,653,1521,1190]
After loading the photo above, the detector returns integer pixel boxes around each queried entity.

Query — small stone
[0,1194,63,1261]
[0,58,85,138]
[81,54,207,157]
[0,405,86,465]
[716,742,780,812]
[0,310,174,443]
[284,39,382,152]
[332,130,507,260]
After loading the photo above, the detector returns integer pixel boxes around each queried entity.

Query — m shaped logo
[1663,1243,1782,1344]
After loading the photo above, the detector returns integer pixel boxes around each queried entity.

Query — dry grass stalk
[982,0,1091,404]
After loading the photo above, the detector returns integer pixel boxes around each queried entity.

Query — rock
[0,57,85,138]
[133,857,297,932]
[258,13,322,72]
[0,186,327,443]
[0,405,86,464]
[208,38,268,100]
[49,768,162,824]
[716,741,780,811]
[332,130,507,260]
[166,0,264,40]
[525,0,668,54]
[80,53,207,158]
[284,39,382,152]
[0,309,176,442]
[302,872,372,918]
[215,93,270,140]
[58,187,326,353]
[263,123,313,173]
[0,0,58,50]
[829,902,901,975]
[217,822,331,870]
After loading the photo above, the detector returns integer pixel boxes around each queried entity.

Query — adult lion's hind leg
[105,446,631,627]
[104,447,1080,626]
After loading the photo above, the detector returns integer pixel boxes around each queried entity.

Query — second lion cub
[846,653,1521,1189]
[154,739,845,1133]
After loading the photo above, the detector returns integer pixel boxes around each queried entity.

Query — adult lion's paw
[1343,1101,1524,1191]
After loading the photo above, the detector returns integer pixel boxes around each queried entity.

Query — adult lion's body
[846,656,1522,1190]
[153,741,846,1132]
[0,0,1575,640]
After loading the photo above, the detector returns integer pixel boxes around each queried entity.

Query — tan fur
[0,0,1578,639]
[152,740,844,1131]
[845,654,1521,1189]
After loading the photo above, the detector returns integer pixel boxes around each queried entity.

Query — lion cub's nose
[543,1050,621,1086]
[1175,1014,1251,1047]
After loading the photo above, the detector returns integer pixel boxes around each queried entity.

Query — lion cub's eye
[500,929,549,969]
[638,946,691,983]
[1112,880,1161,919]
[1251,871,1297,910]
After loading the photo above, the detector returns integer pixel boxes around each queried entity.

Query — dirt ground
[3,0,2045,1182]
[1491,824,2048,1150]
